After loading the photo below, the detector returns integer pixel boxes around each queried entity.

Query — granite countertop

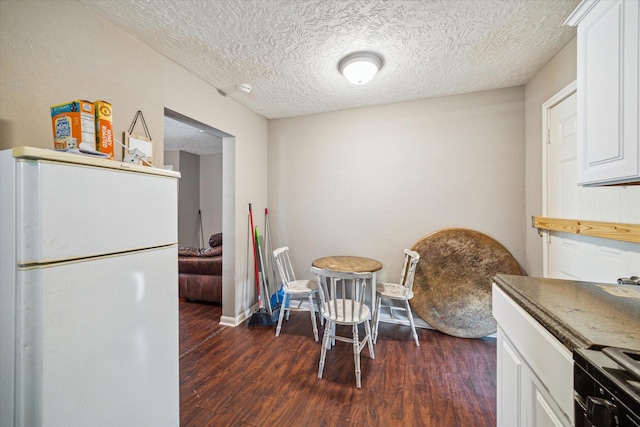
[493,274,640,352]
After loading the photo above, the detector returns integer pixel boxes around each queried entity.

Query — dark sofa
[178,233,222,304]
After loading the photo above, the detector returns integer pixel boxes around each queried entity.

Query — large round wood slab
[411,228,521,338]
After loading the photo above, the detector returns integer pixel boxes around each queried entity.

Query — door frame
[541,80,577,278]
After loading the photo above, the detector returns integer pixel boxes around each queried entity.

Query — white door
[546,90,640,282]
[547,92,581,280]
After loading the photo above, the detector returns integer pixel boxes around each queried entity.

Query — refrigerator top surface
[11,146,180,178]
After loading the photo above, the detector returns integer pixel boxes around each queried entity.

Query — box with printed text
[50,100,95,150]
[94,100,114,159]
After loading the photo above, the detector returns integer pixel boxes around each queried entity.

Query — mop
[255,226,273,317]
[248,204,275,327]
[265,208,285,311]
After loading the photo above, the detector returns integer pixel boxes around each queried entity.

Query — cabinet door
[497,330,524,427]
[577,0,639,185]
[498,330,572,427]
[527,371,571,427]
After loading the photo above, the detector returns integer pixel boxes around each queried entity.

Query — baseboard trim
[219,305,256,327]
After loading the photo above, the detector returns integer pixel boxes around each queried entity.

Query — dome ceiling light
[338,52,383,85]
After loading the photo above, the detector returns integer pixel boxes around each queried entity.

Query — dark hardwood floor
[179,299,497,426]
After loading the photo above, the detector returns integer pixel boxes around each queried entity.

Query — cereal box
[50,100,95,150]
[94,100,114,159]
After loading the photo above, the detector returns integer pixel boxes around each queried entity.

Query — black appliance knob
[586,396,618,427]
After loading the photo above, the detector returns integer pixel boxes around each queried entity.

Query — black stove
[574,347,640,427]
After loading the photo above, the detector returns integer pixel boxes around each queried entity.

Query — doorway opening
[163,108,235,320]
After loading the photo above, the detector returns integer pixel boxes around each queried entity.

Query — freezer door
[16,160,178,264]
[14,246,179,427]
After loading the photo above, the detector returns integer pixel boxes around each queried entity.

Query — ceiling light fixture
[339,51,383,85]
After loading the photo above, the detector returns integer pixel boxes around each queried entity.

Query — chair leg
[275,294,288,337]
[318,321,331,379]
[315,293,324,326]
[308,293,319,342]
[331,322,336,347]
[373,295,382,344]
[365,319,375,359]
[405,300,419,347]
[352,325,361,388]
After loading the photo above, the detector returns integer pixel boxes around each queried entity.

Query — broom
[248,204,274,327]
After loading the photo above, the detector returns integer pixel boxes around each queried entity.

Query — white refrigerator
[0,147,180,426]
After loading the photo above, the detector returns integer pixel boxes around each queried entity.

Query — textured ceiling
[164,115,223,155]
[78,0,580,153]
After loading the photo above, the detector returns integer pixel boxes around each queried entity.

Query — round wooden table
[411,228,521,338]
[311,256,383,314]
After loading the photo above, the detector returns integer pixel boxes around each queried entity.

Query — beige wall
[268,87,526,281]
[200,153,224,238]
[2,1,612,321]
[523,37,577,276]
[0,0,268,323]
[164,151,201,247]
[164,151,223,247]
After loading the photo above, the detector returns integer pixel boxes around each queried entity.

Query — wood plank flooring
[179,299,497,426]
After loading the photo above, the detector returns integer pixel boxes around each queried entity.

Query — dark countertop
[493,274,640,352]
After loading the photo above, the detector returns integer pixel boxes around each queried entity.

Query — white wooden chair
[272,246,320,341]
[311,267,375,388]
[373,249,421,346]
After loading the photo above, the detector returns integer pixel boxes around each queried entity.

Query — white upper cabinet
[566,0,640,185]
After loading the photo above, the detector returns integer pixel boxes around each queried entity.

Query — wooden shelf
[533,216,640,244]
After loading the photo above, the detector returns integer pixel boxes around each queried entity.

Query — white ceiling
[79,0,580,154]
[163,115,223,156]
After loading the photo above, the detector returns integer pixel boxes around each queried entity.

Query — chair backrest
[273,246,296,286]
[399,249,420,292]
[311,267,373,323]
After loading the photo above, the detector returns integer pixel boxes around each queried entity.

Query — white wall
[268,87,526,281]
[200,153,224,238]
[164,151,180,171]
[165,151,201,247]
[164,151,223,247]
[5,1,630,324]
[0,0,268,323]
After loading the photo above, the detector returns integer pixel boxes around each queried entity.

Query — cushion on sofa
[209,233,223,247]
[178,246,222,257]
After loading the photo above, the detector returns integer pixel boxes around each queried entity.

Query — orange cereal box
[50,100,95,150]
[94,100,114,159]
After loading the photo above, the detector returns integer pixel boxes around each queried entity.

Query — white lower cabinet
[493,285,574,427]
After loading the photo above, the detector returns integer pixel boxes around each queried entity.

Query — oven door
[574,392,621,427]
[574,349,640,427]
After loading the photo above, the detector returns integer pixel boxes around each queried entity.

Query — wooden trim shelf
[533,216,640,244]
